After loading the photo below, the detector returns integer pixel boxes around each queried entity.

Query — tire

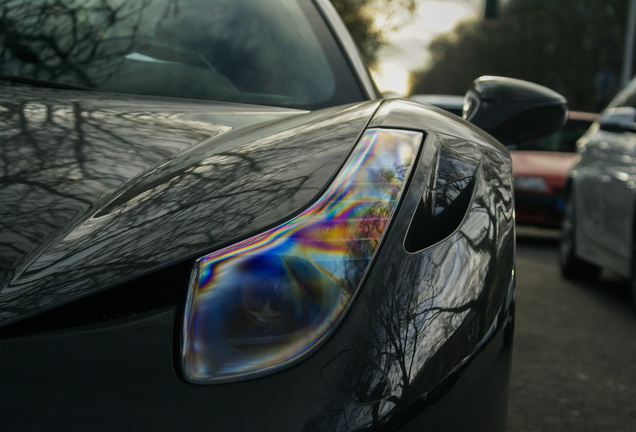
[559,191,601,280]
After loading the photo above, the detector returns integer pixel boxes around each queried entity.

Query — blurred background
[331,1,636,430]
[333,0,633,112]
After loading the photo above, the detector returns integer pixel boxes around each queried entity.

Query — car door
[598,129,636,275]
[574,133,610,257]
[576,112,636,277]
[573,76,636,276]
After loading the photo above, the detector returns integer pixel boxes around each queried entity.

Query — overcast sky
[371,0,481,95]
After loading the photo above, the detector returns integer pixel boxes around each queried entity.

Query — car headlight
[180,128,423,383]
[514,176,548,192]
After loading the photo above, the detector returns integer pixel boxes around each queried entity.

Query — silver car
[560,77,636,303]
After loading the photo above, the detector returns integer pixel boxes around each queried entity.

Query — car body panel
[0,0,516,430]
[562,77,636,279]
[571,126,636,277]
[0,98,515,431]
[0,86,381,325]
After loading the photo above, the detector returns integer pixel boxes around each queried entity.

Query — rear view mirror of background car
[463,76,567,146]
[598,106,636,133]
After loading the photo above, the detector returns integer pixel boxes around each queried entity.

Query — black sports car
[0,0,566,430]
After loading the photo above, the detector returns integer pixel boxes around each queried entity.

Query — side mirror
[463,76,567,146]
[598,107,636,133]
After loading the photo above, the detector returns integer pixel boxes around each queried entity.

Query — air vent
[0,261,191,339]
[405,139,480,253]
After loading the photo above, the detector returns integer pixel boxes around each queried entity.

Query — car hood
[510,150,575,180]
[0,87,379,325]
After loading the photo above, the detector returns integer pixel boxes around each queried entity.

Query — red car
[511,111,598,228]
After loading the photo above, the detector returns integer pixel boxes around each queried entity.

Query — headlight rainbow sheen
[181,128,423,383]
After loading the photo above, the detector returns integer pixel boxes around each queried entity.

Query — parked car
[0,1,566,431]
[560,77,636,303]
[510,111,598,228]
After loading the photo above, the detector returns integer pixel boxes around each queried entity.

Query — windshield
[0,0,365,109]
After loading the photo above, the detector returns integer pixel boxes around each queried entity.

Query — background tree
[331,0,385,65]
[331,0,415,67]
[410,0,631,111]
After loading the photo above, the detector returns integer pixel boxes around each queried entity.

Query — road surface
[507,226,636,431]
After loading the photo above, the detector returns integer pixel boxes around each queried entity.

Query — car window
[0,0,365,109]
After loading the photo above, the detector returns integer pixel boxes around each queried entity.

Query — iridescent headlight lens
[181,128,423,383]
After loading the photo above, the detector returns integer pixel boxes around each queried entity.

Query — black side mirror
[463,76,567,146]
[598,107,636,133]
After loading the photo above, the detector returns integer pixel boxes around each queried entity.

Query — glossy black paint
[0,99,514,431]
[0,0,518,429]
[464,76,568,146]
[0,86,379,325]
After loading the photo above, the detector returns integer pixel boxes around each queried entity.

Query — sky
[370,0,480,95]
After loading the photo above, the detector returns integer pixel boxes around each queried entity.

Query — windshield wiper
[0,75,99,92]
